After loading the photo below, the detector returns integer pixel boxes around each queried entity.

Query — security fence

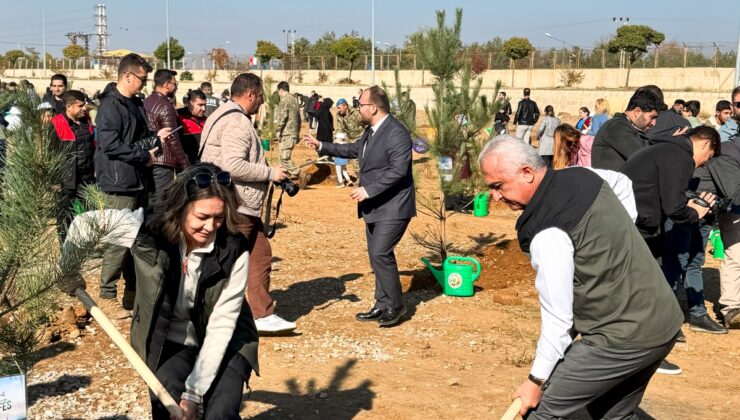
[1,45,736,72]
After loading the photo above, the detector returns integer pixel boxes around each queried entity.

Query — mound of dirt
[477,239,536,305]
[477,240,534,290]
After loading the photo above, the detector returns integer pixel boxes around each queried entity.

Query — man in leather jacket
[514,88,540,145]
[144,69,191,207]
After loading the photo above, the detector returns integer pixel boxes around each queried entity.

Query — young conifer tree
[0,89,111,373]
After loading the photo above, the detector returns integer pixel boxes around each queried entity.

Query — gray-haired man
[480,135,682,418]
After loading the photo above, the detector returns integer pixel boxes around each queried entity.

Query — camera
[134,135,163,157]
[276,178,299,197]
[688,192,732,213]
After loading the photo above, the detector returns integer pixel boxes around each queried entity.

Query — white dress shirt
[528,168,638,379]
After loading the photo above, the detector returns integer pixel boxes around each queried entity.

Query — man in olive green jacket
[275,81,301,178]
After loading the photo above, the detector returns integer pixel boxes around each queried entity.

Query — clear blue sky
[2,0,739,57]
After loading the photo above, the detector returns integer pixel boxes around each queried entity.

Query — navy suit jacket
[320,115,416,223]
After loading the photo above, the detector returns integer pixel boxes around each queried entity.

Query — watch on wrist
[528,373,550,390]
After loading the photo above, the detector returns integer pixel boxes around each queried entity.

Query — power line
[0,41,67,47]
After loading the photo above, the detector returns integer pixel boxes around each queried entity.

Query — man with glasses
[719,86,740,142]
[94,53,172,319]
[304,86,417,327]
[144,69,191,207]
[200,73,297,334]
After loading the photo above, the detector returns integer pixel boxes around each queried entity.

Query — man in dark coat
[303,86,416,327]
[591,90,660,171]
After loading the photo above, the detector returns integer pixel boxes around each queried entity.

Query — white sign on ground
[0,374,26,420]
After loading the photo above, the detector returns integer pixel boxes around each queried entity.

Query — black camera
[688,192,732,213]
[276,178,299,197]
[134,135,163,157]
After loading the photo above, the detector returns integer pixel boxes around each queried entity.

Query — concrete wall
[4,67,737,93]
[6,68,735,124]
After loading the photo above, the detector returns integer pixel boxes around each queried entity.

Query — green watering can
[421,256,481,297]
[710,229,725,259]
[473,192,489,217]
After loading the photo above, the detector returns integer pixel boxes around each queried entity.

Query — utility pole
[735,26,740,86]
[371,0,375,85]
[42,0,46,76]
[166,0,171,68]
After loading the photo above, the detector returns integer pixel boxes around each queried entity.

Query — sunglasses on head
[189,171,232,189]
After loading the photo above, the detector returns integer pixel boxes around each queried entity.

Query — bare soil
[26,128,740,419]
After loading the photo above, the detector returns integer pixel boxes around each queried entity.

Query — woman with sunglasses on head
[66,162,258,419]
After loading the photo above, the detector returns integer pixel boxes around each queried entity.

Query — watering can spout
[420,257,445,286]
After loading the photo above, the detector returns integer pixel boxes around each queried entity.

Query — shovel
[74,288,184,419]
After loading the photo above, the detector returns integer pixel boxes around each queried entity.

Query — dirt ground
[26,127,740,419]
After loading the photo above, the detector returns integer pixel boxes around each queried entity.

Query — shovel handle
[75,289,184,419]
[500,398,522,420]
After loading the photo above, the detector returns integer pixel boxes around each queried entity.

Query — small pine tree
[0,90,113,373]
[410,8,501,262]
[382,69,417,136]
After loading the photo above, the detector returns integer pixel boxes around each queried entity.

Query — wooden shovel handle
[500,397,523,420]
[75,289,184,419]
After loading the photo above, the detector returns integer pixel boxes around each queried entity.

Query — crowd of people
[2,52,740,418]
[480,82,740,417]
[1,52,416,418]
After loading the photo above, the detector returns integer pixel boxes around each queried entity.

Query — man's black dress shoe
[356,307,383,321]
[378,306,407,327]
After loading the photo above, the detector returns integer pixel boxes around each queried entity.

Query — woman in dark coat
[65,163,258,419]
[315,97,334,142]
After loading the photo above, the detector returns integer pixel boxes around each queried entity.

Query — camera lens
[279,179,299,197]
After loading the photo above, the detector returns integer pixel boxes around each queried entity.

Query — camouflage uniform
[336,108,365,142]
[274,93,302,177]
[335,107,365,177]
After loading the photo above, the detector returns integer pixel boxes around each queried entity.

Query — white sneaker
[254,314,296,334]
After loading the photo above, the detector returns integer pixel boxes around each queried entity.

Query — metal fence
[2,46,736,72]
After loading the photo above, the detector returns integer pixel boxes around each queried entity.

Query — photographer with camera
[692,106,740,329]
[95,54,173,320]
[622,126,722,374]
[199,73,296,334]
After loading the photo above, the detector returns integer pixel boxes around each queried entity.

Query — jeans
[662,218,711,318]
[149,165,175,210]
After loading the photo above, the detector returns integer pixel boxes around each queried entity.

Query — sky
[1,0,739,58]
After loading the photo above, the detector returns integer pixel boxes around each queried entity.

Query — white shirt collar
[179,234,216,256]
[370,114,390,134]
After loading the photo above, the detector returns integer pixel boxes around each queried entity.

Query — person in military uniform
[274,81,302,178]
[335,98,365,142]
[335,97,366,180]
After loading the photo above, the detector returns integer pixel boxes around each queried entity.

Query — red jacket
[177,107,205,165]
[143,91,190,170]
[50,113,95,189]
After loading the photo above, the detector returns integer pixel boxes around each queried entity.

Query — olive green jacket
[336,108,365,141]
[274,93,301,138]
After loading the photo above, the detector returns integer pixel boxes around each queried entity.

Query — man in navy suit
[304,86,416,327]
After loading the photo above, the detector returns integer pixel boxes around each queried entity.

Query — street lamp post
[166,0,171,68]
[545,32,576,68]
[371,0,375,85]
